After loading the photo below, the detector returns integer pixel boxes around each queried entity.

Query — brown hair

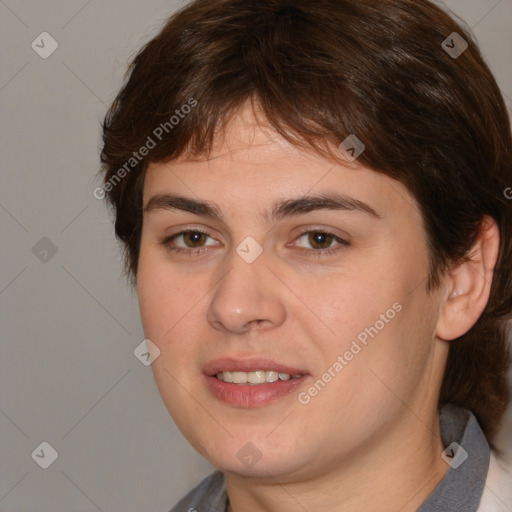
[99,0,512,447]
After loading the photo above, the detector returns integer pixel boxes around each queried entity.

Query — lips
[203,357,311,407]
[203,357,309,377]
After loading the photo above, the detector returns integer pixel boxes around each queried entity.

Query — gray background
[1,1,511,511]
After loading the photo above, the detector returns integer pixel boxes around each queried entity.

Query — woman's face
[136,102,447,480]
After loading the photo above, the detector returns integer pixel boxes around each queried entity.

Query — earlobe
[436,216,500,341]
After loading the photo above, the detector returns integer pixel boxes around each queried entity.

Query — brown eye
[181,231,208,248]
[292,230,350,257]
[161,229,220,255]
[307,232,335,249]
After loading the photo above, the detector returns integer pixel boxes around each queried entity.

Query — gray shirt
[170,405,490,512]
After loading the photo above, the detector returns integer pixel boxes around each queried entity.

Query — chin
[195,434,312,480]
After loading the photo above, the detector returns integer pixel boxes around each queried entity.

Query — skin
[136,100,499,511]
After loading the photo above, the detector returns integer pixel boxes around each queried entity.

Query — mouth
[203,357,310,407]
[215,370,304,384]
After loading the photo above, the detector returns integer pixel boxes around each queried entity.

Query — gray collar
[418,404,490,511]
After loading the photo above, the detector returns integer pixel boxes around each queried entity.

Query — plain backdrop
[1,0,511,510]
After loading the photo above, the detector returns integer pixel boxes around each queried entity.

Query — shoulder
[477,450,512,512]
[169,470,227,512]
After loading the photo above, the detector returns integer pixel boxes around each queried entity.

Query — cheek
[136,250,215,371]
[137,249,189,340]
[136,254,204,412]
[316,274,398,349]
[316,273,432,397]
[322,243,432,370]
[137,260,167,338]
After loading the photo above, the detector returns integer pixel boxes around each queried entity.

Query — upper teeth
[216,371,302,384]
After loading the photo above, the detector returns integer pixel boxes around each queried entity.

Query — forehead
[176,100,311,168]
[143,100,420,225]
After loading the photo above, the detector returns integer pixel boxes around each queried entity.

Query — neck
[225,410,448,512]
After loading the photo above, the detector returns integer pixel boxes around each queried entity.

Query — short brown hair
[99,0,512,447]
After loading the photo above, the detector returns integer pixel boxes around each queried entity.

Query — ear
[436,216,500,341]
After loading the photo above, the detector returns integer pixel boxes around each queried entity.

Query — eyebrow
[143,192,381,222]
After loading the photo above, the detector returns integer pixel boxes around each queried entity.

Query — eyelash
[160,229,350,257]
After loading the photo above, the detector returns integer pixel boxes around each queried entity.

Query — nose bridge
[206,242,286,333]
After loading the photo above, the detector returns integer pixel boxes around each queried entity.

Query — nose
[205,249,286,335]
